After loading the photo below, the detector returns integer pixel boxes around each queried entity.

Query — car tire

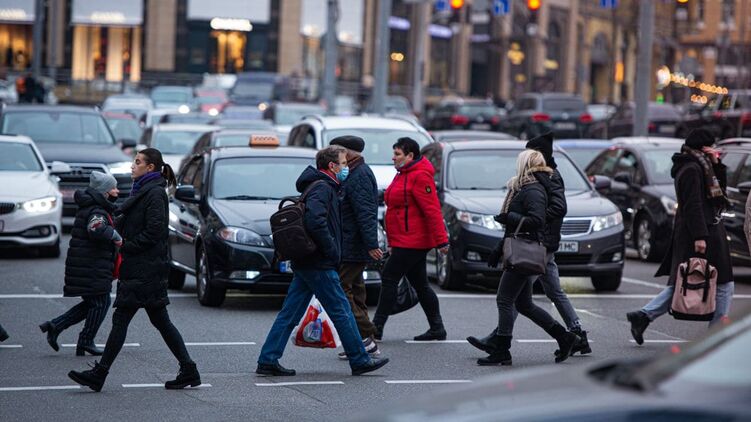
[436,250,466,290]
[635,215,661,262]
[167,267,186,290]
[591,272,622,291]
[38,238,60,258]
[196,246,225,307]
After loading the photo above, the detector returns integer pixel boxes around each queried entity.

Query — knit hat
[685,128,715,150]
[526,132,554,167]
[89,171,117,194]
[330,135,365,153]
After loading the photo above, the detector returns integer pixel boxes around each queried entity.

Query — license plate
[470,123,491,130]
[279,260,293,274]
[558,241,579,253]
[658,125,675,134]
[554,122,576,130]
[60,189,75,201]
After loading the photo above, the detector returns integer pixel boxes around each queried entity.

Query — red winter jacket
[384,157,449,249]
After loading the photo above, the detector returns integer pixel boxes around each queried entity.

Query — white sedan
[0,135,68,257]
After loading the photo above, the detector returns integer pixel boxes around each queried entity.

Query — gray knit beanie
[89,171,118,194]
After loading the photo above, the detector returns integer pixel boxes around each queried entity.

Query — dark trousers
[99,305,193,368]
[51,294,111,344]
[372,247,442,327]
[339,262,376,339]
[496,269,558,337]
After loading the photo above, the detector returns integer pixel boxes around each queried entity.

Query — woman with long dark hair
[68,148,200,392]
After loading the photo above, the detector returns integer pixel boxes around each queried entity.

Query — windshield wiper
[218,195,276,201]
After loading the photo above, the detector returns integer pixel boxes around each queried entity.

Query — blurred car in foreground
[426,99,501,131]
[430,130,516,143]
[0,135,65,257]
[368,311,751,422]
[715,138,751,266]
[555,139,613,170]
[263,102,326,135]
[421,140,624,291]
[589,102,682,139]
[139,123,216,170]
[500,93,592,140]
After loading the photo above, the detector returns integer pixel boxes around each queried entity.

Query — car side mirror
[175,185,200,204]
[118,138,137,150]
[613,172,632,185]
[591,175,611,191]
[49,161,71,175]
[738,181,751,195]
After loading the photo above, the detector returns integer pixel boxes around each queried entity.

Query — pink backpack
[669,257,717,321]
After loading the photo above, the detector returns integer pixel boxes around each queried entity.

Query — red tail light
[531,113,550,122]
[490,115,500,125]
[741,112,751,126]
[648,122,656,132]
[579,113,593,124]
[450,114,470,125]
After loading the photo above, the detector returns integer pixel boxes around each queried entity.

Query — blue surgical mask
[336,166,349,182]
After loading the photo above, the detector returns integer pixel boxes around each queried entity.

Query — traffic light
[450,0,464,9]
[527,0,541,24]
[677,0,688,3]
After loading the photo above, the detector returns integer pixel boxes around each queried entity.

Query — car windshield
[152,130,208,155]
[232,82,274,99]
[1,111,115,144]
[458,104,497,116]
[642,149,677,184]
[324,129,431,165]
[276,105,325,125]
[446,150,589,192]
[151,90,191,104]
[0,142,42,171]
[543,98,586,112]
[105,118,142,141]
[212,157,312,200]
[214,134,251,147]
[563,148,607,169]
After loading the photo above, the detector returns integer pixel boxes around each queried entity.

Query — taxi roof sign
[249,134,280,147]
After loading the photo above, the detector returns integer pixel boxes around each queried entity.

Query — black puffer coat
[64,188,117,297]
[533,168,567,252]
[113,176,170,308]
[656,153,732,285]
[496,169,550,247]
[340,156,379,262]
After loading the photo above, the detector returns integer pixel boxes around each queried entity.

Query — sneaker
[338,337,381,360]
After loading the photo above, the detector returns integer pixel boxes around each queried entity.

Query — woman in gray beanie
[39,171,122,356]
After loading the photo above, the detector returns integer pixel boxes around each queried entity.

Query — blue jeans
[258,269,370,368]
[641,282,735,327]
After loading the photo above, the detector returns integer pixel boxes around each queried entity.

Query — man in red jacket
[373,137,449,341]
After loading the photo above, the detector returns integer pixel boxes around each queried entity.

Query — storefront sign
[188,0,270,24]
[210,18,252,32]
[389,16,410,31]
[0,0,34,23]
[72,0,142,26]
[429,25,452,39]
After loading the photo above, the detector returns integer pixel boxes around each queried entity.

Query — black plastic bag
[389,278,419,315]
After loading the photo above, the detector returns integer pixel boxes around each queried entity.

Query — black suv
[715,138,751,265]
[0,105,134,224]
[678,90,751,140]
[425,99,501,131]
[499,93,592,140]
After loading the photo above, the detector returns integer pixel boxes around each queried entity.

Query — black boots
[165,362,201,389]
[476,335,513,366]
[547,323,578,363]
[39,321,60,352]
[467,330,507,354]
[351,356,390,376]
[0,323,8,342]
[414,317,447,341]
[555,327,592,357]
[627,311,650,345]
[68,361,109,392]
[256,362,296,376]
[76,341,104,356]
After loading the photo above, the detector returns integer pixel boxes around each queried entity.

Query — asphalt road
[1,236,750,421]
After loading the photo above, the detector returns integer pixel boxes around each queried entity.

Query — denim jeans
[258,269,370,368]
[496,269,559,337]
[512,253,581,330]
[641,282,735,327]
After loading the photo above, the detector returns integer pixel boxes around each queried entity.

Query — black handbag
[389,278,419,315]
[502,217,547,276]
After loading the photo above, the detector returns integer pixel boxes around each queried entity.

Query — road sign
[436,0,449,12]
[493,0,509,16]
[599,0,618,9]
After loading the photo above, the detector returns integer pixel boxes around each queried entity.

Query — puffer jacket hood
[74,188,116,213]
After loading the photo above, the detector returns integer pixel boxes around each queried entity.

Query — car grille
[561,219,592,236]
[0,202,16,215]
[554,254,592,265]
[48,163,108,183]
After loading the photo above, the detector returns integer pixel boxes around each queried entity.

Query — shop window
[210,31,247,73]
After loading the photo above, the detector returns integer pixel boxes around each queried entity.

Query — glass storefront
[0,0,35,71]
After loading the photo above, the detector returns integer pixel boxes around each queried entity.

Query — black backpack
[270,180,325,261]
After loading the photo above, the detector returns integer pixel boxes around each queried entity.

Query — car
[0,105,134,225]
[425,99,501,131]
[262,102,326,136]
[420,140,624,291]
[367,309,751,422]
[429,130,517,143]
[102,112,143,147]
[678,89,751,139]
[193,89,228,116]
[210,118,274,131]
[500,93,592,140]
[555,139,613,170]
[714,138,751,266]
[332,95,359,116]
[158,112,216,125]
[366,95,416,119]
[180,128,278,169]
[141,108,180,128]
[221,104,264,121]
[229,72,290,107]
[0,135,66,257]
[150,86,194,111]
[585,138,683,261]
[589,102,683,139]
[167,139,384,306]
[138,124,217,171]
[587,103,616,122]
[102,94,153,114]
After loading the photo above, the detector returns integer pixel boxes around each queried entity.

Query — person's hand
[368,248,383,260]
[487,246,502,268]
[438,246,449,255]
[694,239,706,254]
[114,239,123,247]
[702,146,720,164]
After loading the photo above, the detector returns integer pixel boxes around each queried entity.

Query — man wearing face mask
[39,171,122,357]
[257,146,390,377]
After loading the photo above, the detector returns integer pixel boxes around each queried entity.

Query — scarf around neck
[680,145,726,203]
[130,171,162,197]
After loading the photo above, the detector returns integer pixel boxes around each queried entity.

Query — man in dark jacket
[628,129,734,344]
[257,146,389,377]
[40,171,122,356]
[330,136,383,359]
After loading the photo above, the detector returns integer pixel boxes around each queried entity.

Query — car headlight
[178,105,190,114]
[456,210,503,231]
[218,227,265,246]
[108,161,132,175]
[208,108,219,116]
[660,196,678,216]
[21,196,57,213]
[591,211,623,232]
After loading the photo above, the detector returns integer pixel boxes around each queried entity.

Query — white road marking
[404,340,468,344]
[0,344,23,348]
[384,380,473,384]
[62,343,139,348]
[0,385,80,392]
[621,277,664,289]
[184,342,256,346]
[629,339,688,343]
[255,381,345,387]
[515,339,556,343]
[121,383,211,388]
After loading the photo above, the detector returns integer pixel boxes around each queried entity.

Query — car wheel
[591,272,622,291]
[635,216,661,262]
[196,246,225,307]
[167,267,186,290]
[436,249,466,290]
[38,238,60,258]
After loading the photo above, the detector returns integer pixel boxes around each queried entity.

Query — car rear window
[1,111,115,144]
[543,98,586,112]
[458,104,497,116]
